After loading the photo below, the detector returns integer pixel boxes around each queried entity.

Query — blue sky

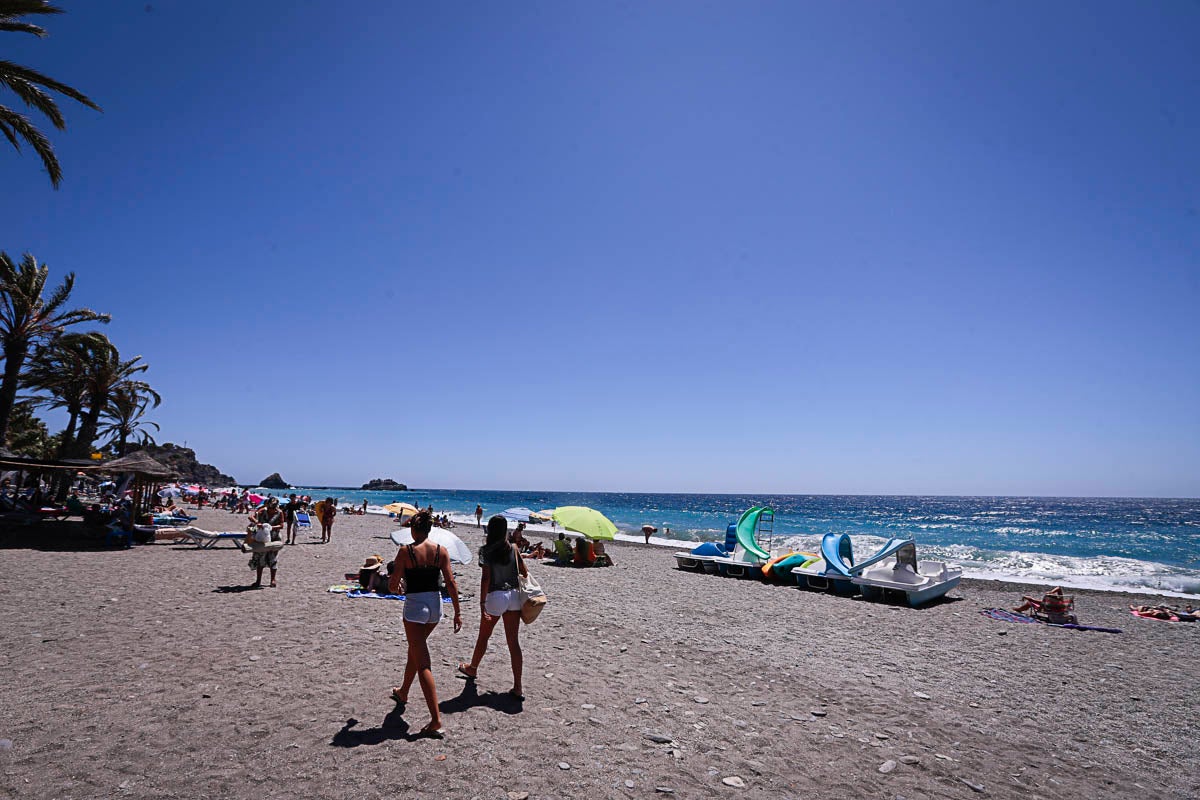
[3,2,1198,495]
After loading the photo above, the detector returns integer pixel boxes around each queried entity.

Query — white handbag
[518,571,547,624]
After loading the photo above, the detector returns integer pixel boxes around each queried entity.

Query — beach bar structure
[100,451,176,519]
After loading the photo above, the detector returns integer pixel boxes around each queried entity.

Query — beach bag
[519,571,547,624]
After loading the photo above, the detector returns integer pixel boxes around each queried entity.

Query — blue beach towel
[981,607,1121,634]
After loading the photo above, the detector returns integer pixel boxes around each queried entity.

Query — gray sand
[1,509,1196,799]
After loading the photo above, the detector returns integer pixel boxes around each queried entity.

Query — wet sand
[1,509,1196,799]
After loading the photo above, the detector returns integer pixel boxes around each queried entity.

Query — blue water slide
[848,538,914,575]
[820,533,856,578]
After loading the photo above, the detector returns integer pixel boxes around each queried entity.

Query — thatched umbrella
[102,452,175,520]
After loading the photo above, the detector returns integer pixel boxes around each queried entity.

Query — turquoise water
[276,488,1200,596]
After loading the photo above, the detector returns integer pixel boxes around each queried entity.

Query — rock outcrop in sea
[259,473,291,490]
[126,443,237,486]
[361,478,407,491]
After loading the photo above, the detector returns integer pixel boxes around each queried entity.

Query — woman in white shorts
[388,511,461,736]
[458,515,528,699]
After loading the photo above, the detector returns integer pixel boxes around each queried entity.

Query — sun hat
[361,555,385,570]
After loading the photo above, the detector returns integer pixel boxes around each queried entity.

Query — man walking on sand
[475,504,483,527]
[284,493,300,545]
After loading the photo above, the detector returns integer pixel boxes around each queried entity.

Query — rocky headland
[128,443,237,486]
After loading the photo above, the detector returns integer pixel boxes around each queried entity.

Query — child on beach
[458,515,527,701]
[319,497,336,543]
[389,511,462,737]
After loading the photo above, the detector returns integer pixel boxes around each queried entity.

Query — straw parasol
[102,452,176,519]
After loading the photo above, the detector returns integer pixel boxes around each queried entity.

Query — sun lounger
[296,512,313,530]
[174,526,247,550]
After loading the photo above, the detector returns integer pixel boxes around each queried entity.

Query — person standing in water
[389,511,462,736]
[474,504,483,527]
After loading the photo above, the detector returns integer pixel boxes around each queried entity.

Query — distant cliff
[361,478,407,491]
[128,443,237,486]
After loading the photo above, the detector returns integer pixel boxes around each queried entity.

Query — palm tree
[0,251,109,444]
[23,330,110,456]
[70,344,150,459]
[1,1,100,187]
[100,380,161,456]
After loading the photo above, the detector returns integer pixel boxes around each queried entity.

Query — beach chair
[1029,593,1078,625]
[174,526,247,550]
[295,512,313,532]
[552,538,574,564]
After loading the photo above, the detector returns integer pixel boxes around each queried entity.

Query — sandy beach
[1,510,1196,800]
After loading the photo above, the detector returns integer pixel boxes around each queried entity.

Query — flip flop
[456,663,477,679]
[390,689,407,707]
[420,724,445,739]
[508,690,525,701]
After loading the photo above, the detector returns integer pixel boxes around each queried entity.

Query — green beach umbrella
[551,506,617,540]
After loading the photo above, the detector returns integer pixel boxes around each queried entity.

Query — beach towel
[326,584,454,602]
[981,608,1122,634]
[1130,609,1182,622]
[980,608,1041,624]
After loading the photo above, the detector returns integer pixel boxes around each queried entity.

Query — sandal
[420,723,445,739]
[456,663,477,679]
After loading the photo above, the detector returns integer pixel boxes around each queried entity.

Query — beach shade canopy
[390,528,472,565]
[502,507,535,523]
[382,502,420,517]
[552,506,617,540]
[530,509,556,521]
[102,451,175,479]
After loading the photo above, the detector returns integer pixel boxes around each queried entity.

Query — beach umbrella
[247,493,265,505]
[502,507,535,523]
[390,528,473,565]
[530,509,556,521]
[158,487,182,498]
[382,502,420,517]
[552,506,617,540]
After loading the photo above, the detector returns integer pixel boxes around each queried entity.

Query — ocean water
[276,488,1200,597]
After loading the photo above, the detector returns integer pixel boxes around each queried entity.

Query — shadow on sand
[440,680,524,716]
[212,584,265,594]
[330,707,414,747]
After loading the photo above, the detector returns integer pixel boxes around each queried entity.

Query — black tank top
[405,544,442,594]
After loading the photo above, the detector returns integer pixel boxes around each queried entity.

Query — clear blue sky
[4,2,1198,495]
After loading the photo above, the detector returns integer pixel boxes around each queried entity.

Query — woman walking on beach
[458,515,527,700]
[389,511,462,736]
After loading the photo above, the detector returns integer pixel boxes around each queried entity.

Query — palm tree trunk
[73,400,104,460]
[0,340,29,446]
[55,407,80,459]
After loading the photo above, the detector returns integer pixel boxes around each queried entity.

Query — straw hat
[361,555,385,571]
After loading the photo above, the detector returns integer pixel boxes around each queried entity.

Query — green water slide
[735,506,772,560]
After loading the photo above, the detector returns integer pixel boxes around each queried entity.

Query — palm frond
[0,73,64,127]
[0,105,58,185]
[0,1,64,18]
[0,118,17,148]
[0,60,99,111]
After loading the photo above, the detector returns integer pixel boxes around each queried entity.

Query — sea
[270,488,1200,598]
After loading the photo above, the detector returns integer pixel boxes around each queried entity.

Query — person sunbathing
[1014,586,1063,614]
[1130,604,1174,620]
[592,540,613,567]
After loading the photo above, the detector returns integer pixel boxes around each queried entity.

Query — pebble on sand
[960,779,985,793]
[694,696,710,704]
[879,760,897,774]
[507,793,529,800]
[899,755,920,764]
[721,776,746,788]
[558,762,571,770]
[645,733,674,744]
